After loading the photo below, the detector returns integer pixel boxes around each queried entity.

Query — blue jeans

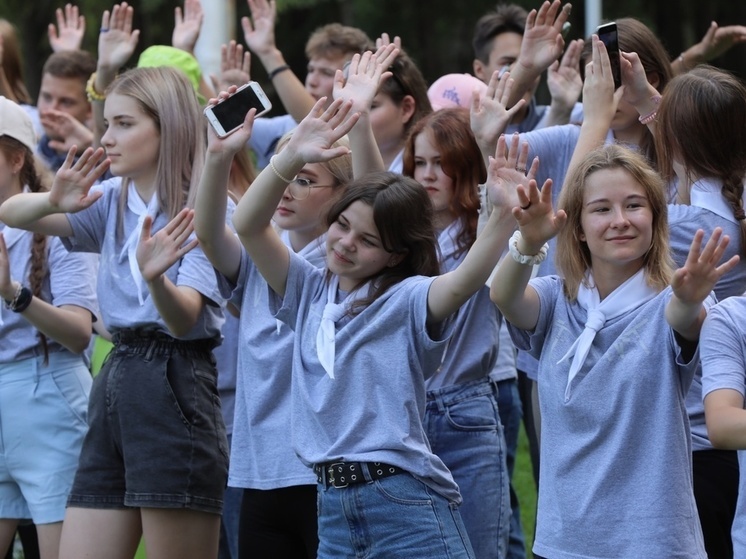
[496,378,527,559]
[425,378,510,559]
[316,469,474,558]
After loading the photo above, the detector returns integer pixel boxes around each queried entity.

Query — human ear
[473,59,487,82]
[400,95,416,126]
[387,251,407,267]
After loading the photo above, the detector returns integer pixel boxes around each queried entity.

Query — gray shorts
[68,330,228,515]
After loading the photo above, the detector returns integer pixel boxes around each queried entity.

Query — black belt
[313,461,404,488]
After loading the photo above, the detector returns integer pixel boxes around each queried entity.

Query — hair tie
[735,208,746,221]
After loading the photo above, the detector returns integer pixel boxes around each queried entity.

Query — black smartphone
[597,22,622,89]
[204,82,272,137]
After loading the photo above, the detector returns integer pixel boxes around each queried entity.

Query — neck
[612,123,646,146]
[590,262,643,300]
[289,226,324,253]
[433,211,457,232]
[0,180,24,208]
[379,141,404,169]
[132,179,157,203]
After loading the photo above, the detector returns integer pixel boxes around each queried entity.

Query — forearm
[566,120,609,177]
[543,100,575,127]
[349,114,385,178]
[0,192,73,237]
[258,48,314,123]
[22,300,92,354]
[489,237,541,330]
[145,275,203,337]
[195,153,242,281]
[429,209,514,322]
[665,296,706,341]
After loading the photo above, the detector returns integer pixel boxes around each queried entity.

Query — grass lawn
[514,423,538,557]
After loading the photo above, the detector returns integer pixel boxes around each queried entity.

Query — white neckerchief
[690,177,746,224]
[316,275,369,379]
[118,184,159,306]
[275,230,327,333]
[557,269,657,399]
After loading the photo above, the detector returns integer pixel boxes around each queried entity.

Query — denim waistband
[112,329,217,357]
[426,377,496,411]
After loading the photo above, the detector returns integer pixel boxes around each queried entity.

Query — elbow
[707,427,734,450]
[64,329,93,355]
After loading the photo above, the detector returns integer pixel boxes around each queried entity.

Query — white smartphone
[204,81,272,137]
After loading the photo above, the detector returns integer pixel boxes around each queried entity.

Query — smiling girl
[219,89,520,557]
[0,67,227,559]
[490,144,738,558]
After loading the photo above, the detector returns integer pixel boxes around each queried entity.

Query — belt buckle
[327,462,349,489]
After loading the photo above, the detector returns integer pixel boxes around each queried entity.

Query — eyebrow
[585,194,648,205]
[338,213,382,243]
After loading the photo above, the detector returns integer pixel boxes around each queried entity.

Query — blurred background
[3,0,745,116]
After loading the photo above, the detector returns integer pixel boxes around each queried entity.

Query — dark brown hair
[325,171,439,313]
[472,3,528,64]
[378,49,432,137]
[42,50,97,84]
[403,108,485,256]
[0,136,50,361]
[655,65,746,254]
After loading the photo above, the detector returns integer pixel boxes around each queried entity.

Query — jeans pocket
[51,364,93,425]
[444,393,499,432]
[373,473,433,506]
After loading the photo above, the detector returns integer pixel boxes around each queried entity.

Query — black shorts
[68,330,228,514]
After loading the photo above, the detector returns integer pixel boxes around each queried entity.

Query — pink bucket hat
[427,73,487,111]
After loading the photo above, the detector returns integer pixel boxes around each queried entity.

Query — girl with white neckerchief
[490,134,739,558]
[0,67,227,559]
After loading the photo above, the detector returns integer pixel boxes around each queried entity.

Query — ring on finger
[100,27,110,32]
[520,202,532,210]
[516,166,527,173]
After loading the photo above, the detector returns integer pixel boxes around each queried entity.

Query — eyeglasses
[287,177,334,200]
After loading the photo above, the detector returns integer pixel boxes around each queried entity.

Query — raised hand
[284,98,359,164]
[619,51,658,109]
[242,0,278,59]
[486,133,538,212]
[516,0,571,75]
[172,0,203,54]
[547,38,584,115]
[332,45,398,113]
[40,110,94,152]
[48,147,109,213]
[671,228,740,306]
[98,3,139,75]
[582,35,624,127]
[48,4,86,52]
[205,86,257,155]
[683,22,746,67]
[210,41,251,93]
[375,32,402,50]
[470,71,526,156]
[136,209,199,283]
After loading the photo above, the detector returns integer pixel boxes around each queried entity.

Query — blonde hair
[108,67,205,239]
[556,145,674,300]
[275,132,353,188]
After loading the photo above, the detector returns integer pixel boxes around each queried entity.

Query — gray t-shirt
[270,252,462,504]
[61,177,223,339]
[0,225,98,362]
[509,275,706,558]
[700,297,746,559]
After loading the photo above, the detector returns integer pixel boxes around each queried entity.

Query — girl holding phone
[0,67,227,559]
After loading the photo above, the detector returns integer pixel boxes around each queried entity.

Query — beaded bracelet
[638,95,662,125]
[508,230,548,266]
[86,72,106,103]
[269,155,294,184]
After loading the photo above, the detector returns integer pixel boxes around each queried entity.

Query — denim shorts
[0,353,91,523]
[67,330,228,515]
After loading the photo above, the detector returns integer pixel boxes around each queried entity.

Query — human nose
[338,231,355,250]
[610,206,630,227]
[100,127,113,147]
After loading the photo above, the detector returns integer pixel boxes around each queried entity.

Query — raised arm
[665,228,740,341]
[48,3,86,53]
[232,98,358,296]
[242,0,315,122]
[470,70,527,168]
[332,44,398,177]
[0,147,109,237]
[544,38,584,127]
[171,0,214,101]
[0,233,92,354]
[427,134,528,323]
[505,0,571,108]
[673,21,746,75]
[489,137,567,330]
[195,89,256,283]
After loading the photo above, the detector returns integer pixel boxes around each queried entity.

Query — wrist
[258,48,285,69]
[0,280,20,302]
[273,150,304,177]
[510,231,549,266]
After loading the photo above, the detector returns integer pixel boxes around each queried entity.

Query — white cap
[0,96,37,153]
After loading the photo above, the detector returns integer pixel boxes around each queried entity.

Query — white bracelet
[508,230,548,265]
[269,155,294,183]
